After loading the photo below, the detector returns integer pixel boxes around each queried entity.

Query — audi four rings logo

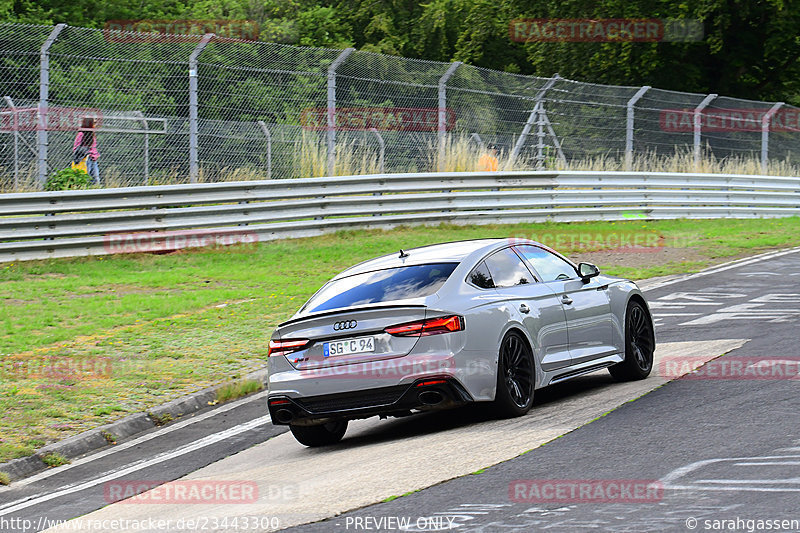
[333,320,358,331]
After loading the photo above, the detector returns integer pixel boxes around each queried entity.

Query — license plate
[324,336,375,357]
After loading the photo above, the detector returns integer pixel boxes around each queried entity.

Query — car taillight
[415,379,448,387]
[384,315,464,337]
[268,398,291,405]
[268,339,309,357]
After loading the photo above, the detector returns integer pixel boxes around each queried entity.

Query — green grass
[1,218,799,463]
[41,452,69,467]
[382,489,420,502]
[216,379,264,403]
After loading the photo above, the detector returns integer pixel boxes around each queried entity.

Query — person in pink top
[73,117,100,183]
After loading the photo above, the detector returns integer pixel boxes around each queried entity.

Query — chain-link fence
[1,22,799,190]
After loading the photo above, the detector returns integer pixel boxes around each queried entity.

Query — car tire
[493,330,535,418]
[289,420,348,447]
[609,300,655,382]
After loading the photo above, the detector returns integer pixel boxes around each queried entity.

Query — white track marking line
[661,454,800,485]
[667,485,800,492]
[642,246,800,292]
[0,415,271,516]
[0,390,270,491]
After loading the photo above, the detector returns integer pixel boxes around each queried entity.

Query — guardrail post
[4,96,19,189]
[511,74,559,165]
[189,33,214,184]
[326,48,355,177]
[369,127,385,174]
[693,93,717,168]
[761,102,784,173]
[38,23,67,188]
[437,61,461,171]
[625,86,650,171]
[257,121,272,179]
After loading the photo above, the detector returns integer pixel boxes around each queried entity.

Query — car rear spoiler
[278,304,428,327]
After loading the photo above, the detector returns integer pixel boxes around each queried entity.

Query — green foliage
[215,379,263,403]
[41,452,70,467]
[44,168,92,192]
[148,412,173,426]
[3,0,800,104]
[100,430,117,444]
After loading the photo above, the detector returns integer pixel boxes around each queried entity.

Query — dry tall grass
[556,149,800,177]
[429,136,517,172]
[2,138,797,192]
[297,132,381,178]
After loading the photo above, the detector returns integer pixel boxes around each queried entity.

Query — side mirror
[578,262,600,282]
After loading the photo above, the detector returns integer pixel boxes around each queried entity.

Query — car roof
[332,238,513,279]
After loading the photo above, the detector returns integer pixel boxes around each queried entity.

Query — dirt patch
[569,246,707,269]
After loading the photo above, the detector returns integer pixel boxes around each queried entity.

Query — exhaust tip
[274,409,294,424]
[418,390,444,406]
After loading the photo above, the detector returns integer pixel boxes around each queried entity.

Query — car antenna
[399,249,409,258]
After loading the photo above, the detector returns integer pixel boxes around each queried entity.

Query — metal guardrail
[1,171,799,263]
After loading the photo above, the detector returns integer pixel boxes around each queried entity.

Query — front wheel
[493,331,535,418]
[289,420,348,447]
[609,300,655,381]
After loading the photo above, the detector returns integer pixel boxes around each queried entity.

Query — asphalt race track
[1,247,798,533]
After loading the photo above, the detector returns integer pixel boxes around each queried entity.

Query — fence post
[326,48,355,177]
[188,33,214,184]
[257,120,272,179]
[37,23,67,187]
[369,127,385,174]
[625,86,650,171]
[693,93,717,168]
[437,61,461,171]
[535,103,546,167]
[761,102,784,173]
[511,74,559,164]
[132,111,150,185]
[4,96,19,189]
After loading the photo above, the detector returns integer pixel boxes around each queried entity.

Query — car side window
[483,248,536,288]
[468,261,495,289]
[514,245,577,282]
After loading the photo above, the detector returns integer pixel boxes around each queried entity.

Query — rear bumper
[267,377,473,426]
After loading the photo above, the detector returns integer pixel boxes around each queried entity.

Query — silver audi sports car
[267,238,655,446]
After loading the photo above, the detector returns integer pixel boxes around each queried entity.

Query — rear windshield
[301,263,458,314]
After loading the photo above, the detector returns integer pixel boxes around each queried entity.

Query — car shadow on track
[329,371,620,450]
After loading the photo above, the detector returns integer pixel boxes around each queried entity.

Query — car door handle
[561,295,573,305]
[519,303,530,314]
